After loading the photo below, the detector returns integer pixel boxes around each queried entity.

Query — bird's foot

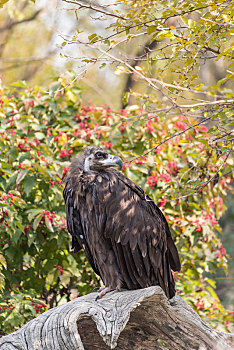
[95,286,112,301]
[93,286,102,291]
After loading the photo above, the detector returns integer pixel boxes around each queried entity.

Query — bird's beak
[102,154,123,169]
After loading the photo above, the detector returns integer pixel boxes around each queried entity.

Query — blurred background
[1,0,124,108]
[1,0,232,109]
[0,0,233,309]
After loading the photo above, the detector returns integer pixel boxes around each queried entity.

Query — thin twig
[127,117,212,163]
[169,143,233,201]
[84,42,178,107]
[150,78,222,98]
[62,0,126,20]
[73,41,233,110]
[77,5,210,45]
[199,142,233,190]
[177,99,234,108]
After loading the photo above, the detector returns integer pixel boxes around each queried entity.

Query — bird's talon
[93,287,100,291]
[94,286,112,301]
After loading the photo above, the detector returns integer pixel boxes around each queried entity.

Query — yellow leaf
[59,133,67,145]
[59,77,66,86]
[66,90,77,103]
[135,66,143,71]
[114,66,130,76]
[110,40,116,48]
[222,14,229,22]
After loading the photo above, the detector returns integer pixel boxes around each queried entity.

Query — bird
[63,146,181,300]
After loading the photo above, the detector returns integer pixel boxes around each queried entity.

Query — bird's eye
[96,152,103,158]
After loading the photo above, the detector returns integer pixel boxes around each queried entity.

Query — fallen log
[0,286,233,349]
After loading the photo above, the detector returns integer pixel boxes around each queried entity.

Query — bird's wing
[94,169,180,298]
[113,169,181,272]
[63,181,100,276]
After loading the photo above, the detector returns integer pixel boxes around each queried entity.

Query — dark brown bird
[63,146,181,299]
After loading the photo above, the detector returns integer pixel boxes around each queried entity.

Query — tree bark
[0,286,233,350]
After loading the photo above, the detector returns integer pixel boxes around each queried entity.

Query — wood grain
[0,287,233,350]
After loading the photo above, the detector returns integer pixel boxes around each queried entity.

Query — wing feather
[64,165,180,298]
[121,244,140,287]
[95,169,180,298]
[113,243,133,289]
[63,181,100,276]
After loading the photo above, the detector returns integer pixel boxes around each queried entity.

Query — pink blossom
[159,173,171,183]
[147,175,158,188]
[175,121,187,130]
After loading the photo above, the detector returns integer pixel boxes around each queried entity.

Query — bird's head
[73,146,123,172]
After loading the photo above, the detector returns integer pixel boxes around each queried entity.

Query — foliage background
[0,0,233,337]
[0,76,233,335]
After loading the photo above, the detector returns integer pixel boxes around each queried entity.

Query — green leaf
[60,273,70,286]
[10,80,28,88]
[22,175,36,196]
[12,229,22,245]
[72,139,86,147]
[156,30,173,40]
[9,147,18,161]
[27,209,44,222]
[188,19,196,28]
[66,90,77,103]
[184,58,194,67]
[47,268,59,284]
[88,33,98,43]
[122,92,129,106]
[45,216,54,232]
[19,153,31,163]
[12,196,26,208]
[34,132,45,140]
[99,63,106,69]
[206,278,216,288]
[0,0,8,7]
[207,286,219,300]
[16,221,25,233]
[28,233,35,247]
[49,81,61,93]
[33,213,43,231]
[147,25,157,35]
[16,170,28,185]
[181,16,188,25]
[0,254,7,269]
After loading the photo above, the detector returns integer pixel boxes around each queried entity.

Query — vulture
[63,146,181,300]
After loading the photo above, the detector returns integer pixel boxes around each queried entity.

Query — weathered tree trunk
[0,286,233,350]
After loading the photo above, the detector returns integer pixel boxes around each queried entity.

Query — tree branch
[83,43,178,107]
[177,99,234,109]
[62,0,126,20]
[150,78,224,98]
[121,40,158,109]
[74,40,233,110]
[0,287,233,349]
[0,9,42,33]
[128,117,212,163]
[168,144,233,202]
[72,5,209,45]
[198,142,232,190]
